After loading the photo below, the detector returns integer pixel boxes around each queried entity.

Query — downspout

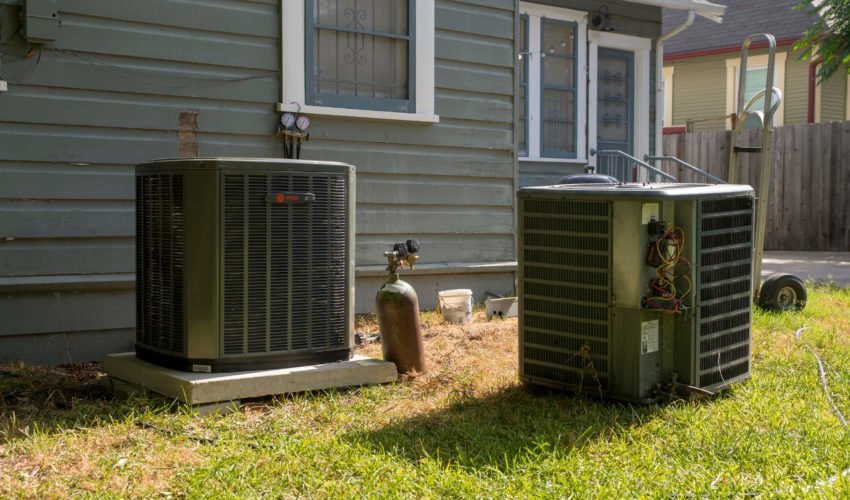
[807,59,820,123]
[654,9,695,158]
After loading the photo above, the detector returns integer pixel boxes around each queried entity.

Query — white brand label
[641,320,659,354]
[642,203,659,224]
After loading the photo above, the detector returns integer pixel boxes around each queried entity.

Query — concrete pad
[761,251,850,288]
[104,353,397,405]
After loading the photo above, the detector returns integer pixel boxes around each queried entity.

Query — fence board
[840,122,850,250]
[810,124,824,250]
[662,120,850,251]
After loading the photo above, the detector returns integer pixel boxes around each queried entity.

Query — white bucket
[438,289,473,323]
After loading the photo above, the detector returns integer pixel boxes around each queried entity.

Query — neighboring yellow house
[662,0,848,132]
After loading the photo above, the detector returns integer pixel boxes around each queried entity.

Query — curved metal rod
[644,155,726,184]
[738,34,776,120]
[741,87,782,127]
[590,148,677,182]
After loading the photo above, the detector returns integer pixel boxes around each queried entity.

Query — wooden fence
[659,121,850,251]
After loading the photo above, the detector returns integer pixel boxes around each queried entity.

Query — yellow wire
[678,274,692,301]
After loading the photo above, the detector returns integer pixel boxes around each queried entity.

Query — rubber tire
[757,273,807,311]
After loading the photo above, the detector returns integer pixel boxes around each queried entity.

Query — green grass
[1,283,849,498]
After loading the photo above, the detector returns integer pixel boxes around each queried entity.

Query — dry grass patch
[1,287,849,497]
[0,426,202,498]
[356,309,519,420]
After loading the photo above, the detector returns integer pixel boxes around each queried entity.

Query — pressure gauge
[281,112,296,128]
[296,115,311,132]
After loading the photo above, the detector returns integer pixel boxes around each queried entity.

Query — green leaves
[793,0,850,84]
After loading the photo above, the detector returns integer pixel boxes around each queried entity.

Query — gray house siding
[305,0,518,312]
[518,0,661,188]
[0,0,518,364]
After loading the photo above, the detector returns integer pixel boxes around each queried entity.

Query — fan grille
[520,199,612,391]
[222,173,348,356]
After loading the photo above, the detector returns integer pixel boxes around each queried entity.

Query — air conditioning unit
[517,183,755,403]
[135,158,355,372]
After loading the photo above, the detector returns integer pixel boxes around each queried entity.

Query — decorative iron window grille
[306,0,415,112]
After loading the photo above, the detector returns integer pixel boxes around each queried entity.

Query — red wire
[644,298,678,313]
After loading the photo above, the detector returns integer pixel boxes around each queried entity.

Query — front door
[596,47,634,180]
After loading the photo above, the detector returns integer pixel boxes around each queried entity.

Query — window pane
[519,118,527,152]
[313,28,409,99]
[542,89,573,121]
[519,17,528,82]
[744,67,767,111]
[542,121,575,153]
[315,0,408,35]
[542,22,574,57]
[542,56,574,87]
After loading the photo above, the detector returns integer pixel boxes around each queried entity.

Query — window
[741,66,768,128]
[662,66,675,127]
[280,0,436,123]
[306,0,413,112]
[519,3,587,162]
[725,52,786,129]
[518,15,528,155]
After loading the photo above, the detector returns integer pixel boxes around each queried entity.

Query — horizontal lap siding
[0,0,518,362]
[0,0,280,362]
[304,0,517,267]
[670,54,727,132]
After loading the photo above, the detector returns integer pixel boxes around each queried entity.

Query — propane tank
[376,239,426,374]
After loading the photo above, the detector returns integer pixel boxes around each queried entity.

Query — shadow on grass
[350,384,665,470]
[0,362,143,443]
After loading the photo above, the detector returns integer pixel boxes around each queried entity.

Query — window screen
[307,0,413,112]
[540,19,576,157]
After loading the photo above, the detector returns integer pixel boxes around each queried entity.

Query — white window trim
[278,0,438,123]
[588,31,651,174]
[725,52,786,129]
[662,65,675,127]
[518,2,588,163]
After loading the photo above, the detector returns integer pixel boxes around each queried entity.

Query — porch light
[592,5,615,31]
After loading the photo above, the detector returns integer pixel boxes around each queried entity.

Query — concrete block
[485,297,518,320]
[104,353,397,405]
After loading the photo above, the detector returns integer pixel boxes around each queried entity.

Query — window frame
[518,3,587,163]
[725,52,786,129]
[279,0,437,123]
[305,0,416,113]
[518,14,529,157]
[539,18,579,159]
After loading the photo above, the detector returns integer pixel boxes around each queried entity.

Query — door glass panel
[596,48,633,153]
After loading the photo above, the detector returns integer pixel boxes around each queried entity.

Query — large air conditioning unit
[135,158,355,372]
[517,183,755,403]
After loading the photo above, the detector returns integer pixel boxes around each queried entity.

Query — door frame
[588,31,651,179]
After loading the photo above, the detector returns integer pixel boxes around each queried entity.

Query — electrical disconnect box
[517,183,755,403]
[22,0,59,44]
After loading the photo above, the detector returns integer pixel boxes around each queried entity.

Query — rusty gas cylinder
[376,273,426,374]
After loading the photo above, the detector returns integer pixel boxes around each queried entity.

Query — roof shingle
[663,0,819,56]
